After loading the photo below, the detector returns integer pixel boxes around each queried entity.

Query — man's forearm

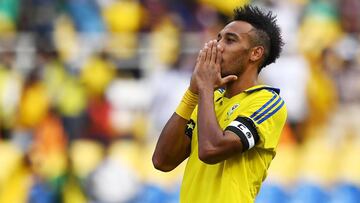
[153,88,198,171]
[197,88,224,161]
[152,113,191,172]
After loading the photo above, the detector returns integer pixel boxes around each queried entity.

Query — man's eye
[226,38,235,43]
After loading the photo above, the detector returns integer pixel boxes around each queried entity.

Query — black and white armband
[225,116,260,151]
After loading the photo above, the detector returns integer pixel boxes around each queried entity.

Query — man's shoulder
[242,86,279,105]
[244,85,280,95]
[243,86,287,125]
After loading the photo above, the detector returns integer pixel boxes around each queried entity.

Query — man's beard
[221,64,243,78]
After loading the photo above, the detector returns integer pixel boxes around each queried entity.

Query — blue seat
[28,181,56,203]
[166,185,181,203]
[132,184,170,203]
[289,182,329,203]
[330,183,360,203]
[255,183,289,203]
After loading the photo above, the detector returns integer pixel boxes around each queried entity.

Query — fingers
[197,40,215,65]
[220,75,238,85]
[196,49,202,63]
[199,42,210,64]
[199,40,217,63]
[210,41,217,64]
[205,42,212,62]
[215,44,222,64]
[199,46,206,64]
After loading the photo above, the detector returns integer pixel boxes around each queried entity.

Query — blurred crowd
[0,0,360,202]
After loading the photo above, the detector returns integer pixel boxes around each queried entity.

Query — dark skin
[152,21,266,171]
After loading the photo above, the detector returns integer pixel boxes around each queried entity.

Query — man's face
[216,21,254,77]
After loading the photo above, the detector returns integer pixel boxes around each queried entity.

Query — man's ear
[250,46,264,62]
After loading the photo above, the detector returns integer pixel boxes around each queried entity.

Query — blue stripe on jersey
[250,91,277,119]
[253,96,282,122]
[217,88,225,93]
[257,100,285,124]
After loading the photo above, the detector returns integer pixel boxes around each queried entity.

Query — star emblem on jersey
[185,119,196,138]
[187,122,195,130]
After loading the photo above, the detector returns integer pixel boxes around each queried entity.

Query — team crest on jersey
[226,104,239,120]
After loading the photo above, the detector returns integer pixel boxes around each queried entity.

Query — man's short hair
[233,5,284,72]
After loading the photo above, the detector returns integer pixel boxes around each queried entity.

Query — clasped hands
[189,40,238,94]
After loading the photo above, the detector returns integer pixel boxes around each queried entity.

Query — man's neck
[224,66,258,98]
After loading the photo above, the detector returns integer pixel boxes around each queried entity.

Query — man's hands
[189,40,238,94]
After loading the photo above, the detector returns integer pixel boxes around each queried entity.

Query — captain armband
[225,116,260,151]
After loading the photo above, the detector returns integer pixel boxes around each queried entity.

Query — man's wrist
[198,84,214,96]
[175,89,199,120]
[188,84,199,95]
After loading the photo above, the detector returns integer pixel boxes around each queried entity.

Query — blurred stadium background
[0,0,360,202]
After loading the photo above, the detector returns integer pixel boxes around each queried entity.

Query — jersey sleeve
[226,90,287,150]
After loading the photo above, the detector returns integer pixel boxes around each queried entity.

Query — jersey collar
[243,85,280,94]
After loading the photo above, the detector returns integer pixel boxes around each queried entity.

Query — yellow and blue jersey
[180,85,287,203]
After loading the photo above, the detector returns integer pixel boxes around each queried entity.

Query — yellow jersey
[180,85,287,203]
